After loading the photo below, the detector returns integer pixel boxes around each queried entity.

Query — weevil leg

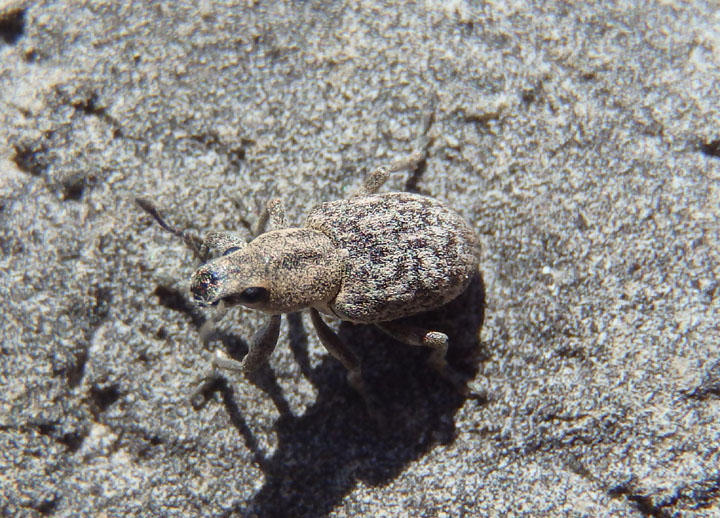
[352,164,390,197]
[194,314,295,419]
[193,316,280,409]
[198,302,229,344]
[266,198,287,229]
[375,322,449,372]
[254,198,287,236]
[253,206,269,236]
[351,151,425,197]
[309,309,363,391]
[375,321,469,394]
[135,198,205,261]
[136,198,250,263]
[309,309,387,424]
[211,314,282,373]
[200,231,248,261]
[309,308,387,416]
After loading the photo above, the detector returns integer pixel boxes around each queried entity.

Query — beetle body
[306,192,479,323]
[139,152,482,404]
[190,192,479,325]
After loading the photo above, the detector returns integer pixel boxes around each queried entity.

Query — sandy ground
[1,1,719,516]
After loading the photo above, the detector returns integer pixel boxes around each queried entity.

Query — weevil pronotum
[137,152,481,404]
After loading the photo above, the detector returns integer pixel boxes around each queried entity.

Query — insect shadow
[179,270,486,517]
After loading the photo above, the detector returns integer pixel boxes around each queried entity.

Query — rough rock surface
[1,1,718,516]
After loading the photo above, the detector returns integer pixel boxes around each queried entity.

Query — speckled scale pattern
[306,192,480,323]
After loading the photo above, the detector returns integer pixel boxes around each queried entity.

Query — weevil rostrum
[137,152,481,402]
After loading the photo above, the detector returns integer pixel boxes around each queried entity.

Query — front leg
[192,315,282,409]
[351,151,425,197]
[253,198,287,235]
[211,314,282,373]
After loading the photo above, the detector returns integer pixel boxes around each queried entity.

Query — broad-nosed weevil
[137,151,481,407]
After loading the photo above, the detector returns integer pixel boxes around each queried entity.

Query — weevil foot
[190,373,226,410]
[211,348,246,372]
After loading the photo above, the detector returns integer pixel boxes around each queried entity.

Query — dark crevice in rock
[60,174,90,201]
[11,134,99,201]
[90,286,113,325]
[55,86,127,140]
[608,483,670,518]
[89,383,121,414]
[71,92,106,117]
[60,287,112,387]
[686,474,720,510]
[137,431,165,459]
[34,422,87,453]
[64,348,88,388]
[700,139,720,158]
[57,430,86,452]
[34,494,61,516]
[189,132,254,174]
[23,47,39,62]
[0,8,25,45]
[12,141,50,176]
[684,360,720,400]
[609,473,720,516]
[659,473,720,512]
[688,384,720,400]
[521,84,542,106]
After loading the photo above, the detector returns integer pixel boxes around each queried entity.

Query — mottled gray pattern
[306,193,480,323]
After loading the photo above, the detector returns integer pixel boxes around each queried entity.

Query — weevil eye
[220,286,268,306]
[239,286,268,303]
[222,246,242,256]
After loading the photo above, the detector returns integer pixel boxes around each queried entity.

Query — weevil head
[190,228,343,314]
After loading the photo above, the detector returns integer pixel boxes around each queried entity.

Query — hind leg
[375,322,449,371]
[375,321,470,394]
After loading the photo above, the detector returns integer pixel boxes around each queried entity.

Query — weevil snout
[190,267,223,306]
[189,252,268,309]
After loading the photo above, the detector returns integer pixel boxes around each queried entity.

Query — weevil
[137,152,481,399]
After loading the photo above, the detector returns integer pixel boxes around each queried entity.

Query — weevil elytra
[137,152,481,400]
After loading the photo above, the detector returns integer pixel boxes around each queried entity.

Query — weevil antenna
[136,198,204,261]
